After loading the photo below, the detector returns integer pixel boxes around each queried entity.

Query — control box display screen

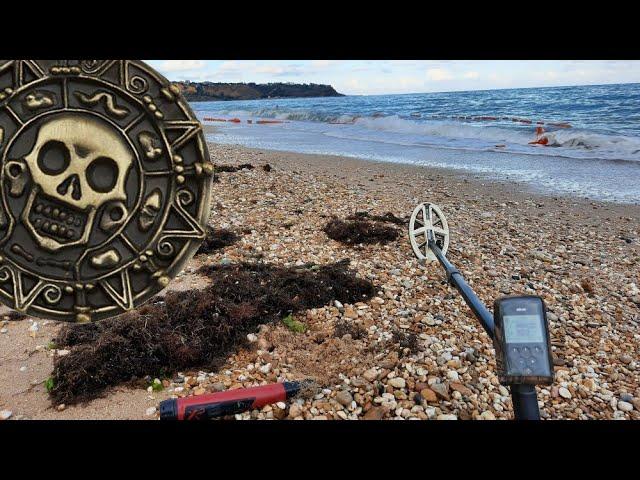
[503,315,544,343]
[493,296,554,386]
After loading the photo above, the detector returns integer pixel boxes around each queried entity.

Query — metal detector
[408,202,554,420]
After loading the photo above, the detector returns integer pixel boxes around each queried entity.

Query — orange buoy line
[202,117,288,125]
[446,114,571,128]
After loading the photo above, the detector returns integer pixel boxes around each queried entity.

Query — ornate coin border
[0,60,213,322]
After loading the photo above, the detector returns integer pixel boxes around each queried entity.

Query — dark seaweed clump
[346,211,406,226]
[50,260,375,405]
[323,218,399,245]
[196,227,239,255]
[334,319,366,340]
[2,311,27,321]
[215,163,254,173]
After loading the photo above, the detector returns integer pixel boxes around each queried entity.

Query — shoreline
[208,141,640,214]
[1,142,638,420]
[202,123,640,206]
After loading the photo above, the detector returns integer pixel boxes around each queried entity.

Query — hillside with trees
[174,81,343,101]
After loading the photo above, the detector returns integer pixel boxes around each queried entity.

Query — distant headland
[173,81,344,101]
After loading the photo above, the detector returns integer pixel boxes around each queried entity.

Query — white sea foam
[201,110,640,162]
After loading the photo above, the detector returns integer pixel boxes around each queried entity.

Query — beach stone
[344,306,358,319]
[363,406,386,420]
[379,358,397,369]
[0,410,12,420]
[363,368,378,382]
[211,382,226,392]
[420,388,438,403]
[145,407,157,417]
[273,409,287,420]
[446,370,460,381]
[431,383,450,400]
[259,363,272,374]
[336,390,353,407]
[450,382,473,397]
[619,354,633,365]
[437,414,458,420]
[619,392,634,402]
[288,403,303,418]
[351,378,367,388]
[465,348,477,363]
[618,401,634,412]
[388,377,406,389]
[479,411,496,420]
[531,251,553,263]
[559,387,572,399]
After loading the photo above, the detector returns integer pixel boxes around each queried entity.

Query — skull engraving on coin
[0,60,212,322]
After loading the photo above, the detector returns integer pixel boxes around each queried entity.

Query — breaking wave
[202,108,640,162]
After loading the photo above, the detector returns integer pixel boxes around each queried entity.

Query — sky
[145,60,640,96]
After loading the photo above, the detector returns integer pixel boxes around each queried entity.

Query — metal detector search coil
[409,202,449,262]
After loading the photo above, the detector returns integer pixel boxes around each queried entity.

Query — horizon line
[173,78,640,97]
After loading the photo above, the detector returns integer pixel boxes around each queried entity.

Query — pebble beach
[1,141,639,420]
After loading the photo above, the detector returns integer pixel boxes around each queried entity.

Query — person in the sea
[529,126,548,145]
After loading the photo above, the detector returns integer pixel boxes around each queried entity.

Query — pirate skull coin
[0,60,212,322]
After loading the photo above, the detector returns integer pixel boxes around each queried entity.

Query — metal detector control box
[493,296,554,385]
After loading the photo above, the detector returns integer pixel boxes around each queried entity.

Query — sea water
[195,83,640,204]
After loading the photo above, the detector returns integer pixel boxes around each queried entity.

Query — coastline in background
[195,83,640,204]
[175,81,342,102]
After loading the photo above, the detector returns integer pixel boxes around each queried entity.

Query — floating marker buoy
[203,117,228,122]
[228,118,241,123]
[256,120,284,124]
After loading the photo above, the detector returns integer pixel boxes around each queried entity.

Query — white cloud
[463,71,479,79]
[426,68,454,82]
[255,65,286,75]
[159,60,205,72]
[217,61,244,74]
[310,60,333,68]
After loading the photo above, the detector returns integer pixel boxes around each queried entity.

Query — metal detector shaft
[510,384,540,420]
[428,238,494,336]
[427,237,541,420]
